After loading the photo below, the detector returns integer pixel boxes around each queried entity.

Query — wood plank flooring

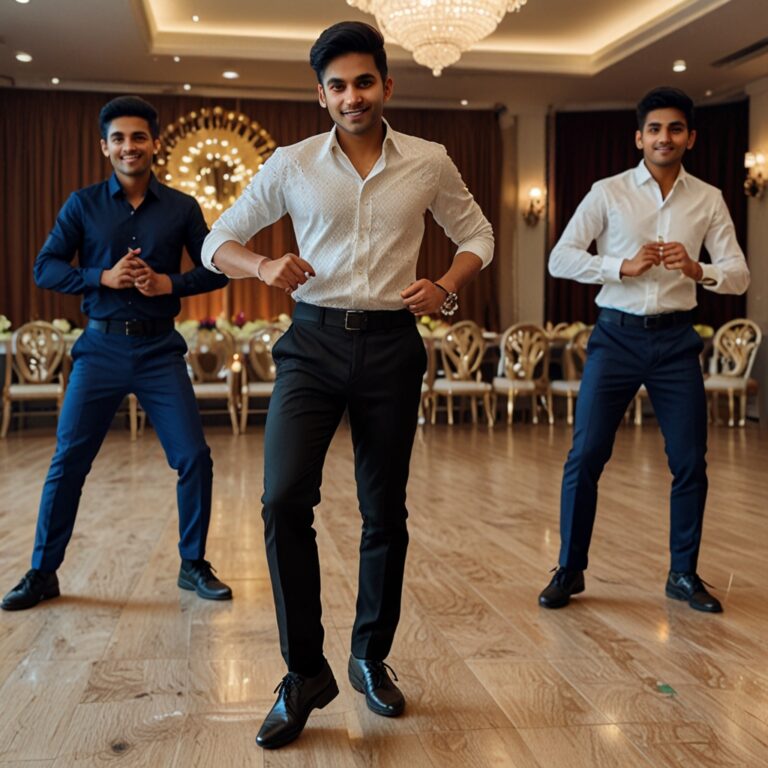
[0,419,767,767]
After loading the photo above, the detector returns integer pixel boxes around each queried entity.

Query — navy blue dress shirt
[34,173,228,320]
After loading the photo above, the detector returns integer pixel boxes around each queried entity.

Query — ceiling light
[51,77,60,85]
[192,14,200,22]
[183,83,192,91]
[348,0,531,76]
[15,52,33,63]
[705,89,713,97]
[672,59,687,73]
[460,99,469,106]
[173,56,181,63]
[16,0,31,4]
[222,71,239,79]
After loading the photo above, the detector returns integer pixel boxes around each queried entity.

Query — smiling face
[636,107,696,171]
[100,115,160,182]
[317,52,393,139]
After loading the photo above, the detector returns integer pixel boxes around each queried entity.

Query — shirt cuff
[601,256,624,283]
[455,238,494,268]
[201,230,232,273]
[82,267,104,288]
[169,274,184,295]
[698,263,720,288]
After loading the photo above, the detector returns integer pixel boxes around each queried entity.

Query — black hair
[636,87,695,131]
[309,21,388,83]
[99,96,160,139]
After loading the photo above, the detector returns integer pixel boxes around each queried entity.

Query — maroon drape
[0,88,500,330]
[545,100,749,326]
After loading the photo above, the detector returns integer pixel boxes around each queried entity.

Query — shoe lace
[549,567,575,587]
[273,672,304,697]
[190,559,217,578]
[18,569,46,590]
[367,661,399,687]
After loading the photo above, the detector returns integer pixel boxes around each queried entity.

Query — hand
[133,257,173,296]
[661,241,703,281]
[100,248,142,289]
[259,253,315,294]
[620,243,662,278]
[400,279,447,316]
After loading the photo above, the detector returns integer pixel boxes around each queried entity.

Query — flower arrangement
[693,324,714,339]
[416,314,450,337]
[0,315,11,335]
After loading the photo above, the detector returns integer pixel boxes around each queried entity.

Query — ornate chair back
[10,321,66,385]
[710,319,762,380]
[439,321,486,382]
[247,325,284,382]
[497,323,550,384]
[562,327,592,380]
[187,327,236,382]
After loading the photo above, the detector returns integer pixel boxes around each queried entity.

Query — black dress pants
[262,305,427,676]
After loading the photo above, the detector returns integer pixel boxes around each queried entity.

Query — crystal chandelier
[347,0,528,76]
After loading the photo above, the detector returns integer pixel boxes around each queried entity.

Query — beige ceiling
[1,0,767,109]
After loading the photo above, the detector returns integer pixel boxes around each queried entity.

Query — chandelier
[156,107,276,225]
[347,0,528,76]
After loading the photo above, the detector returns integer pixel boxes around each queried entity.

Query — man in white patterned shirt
[539,87,749,614]
[202,21,493,749]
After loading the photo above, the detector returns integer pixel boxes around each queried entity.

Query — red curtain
[0,89,500,330]
[545,100,749,327]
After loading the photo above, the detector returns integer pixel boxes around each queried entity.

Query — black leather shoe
[178,559,232,600]
[256,660,339,749]
[348,655,405,717]
[538,567,585,609]
[1,569,60,611]
[665,571,722,613]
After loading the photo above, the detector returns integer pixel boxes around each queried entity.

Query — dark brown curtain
[0,88,500,330]
[545,100,749,327]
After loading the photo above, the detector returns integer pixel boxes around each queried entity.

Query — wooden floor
[0,418,767,767]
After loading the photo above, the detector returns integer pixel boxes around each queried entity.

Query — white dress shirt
[549,161,749,315]
[202,121,494,311]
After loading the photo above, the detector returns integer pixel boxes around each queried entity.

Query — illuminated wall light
[460,99,469,106]
[192,14,200,22]
[16,52,33,63]
[173,56,181,63]
[51,77,60,85]
[222,71,240,80]
[672,59,687,73]
[183,83,191,91]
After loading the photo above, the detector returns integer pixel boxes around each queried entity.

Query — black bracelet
[432,281,458,317]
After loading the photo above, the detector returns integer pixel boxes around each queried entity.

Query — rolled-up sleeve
[202,148,288,272]
[699,193,750,295]
[429,149,494,268]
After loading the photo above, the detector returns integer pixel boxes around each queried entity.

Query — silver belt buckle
[344,310,366,331]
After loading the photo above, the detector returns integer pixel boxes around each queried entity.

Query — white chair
[493,323,552,425]
[2,321,67,438]
[431,320,494,426]
[705,318,762,427]
[240,325,284,434]
[187,327,240,435]
[550,326,591,425]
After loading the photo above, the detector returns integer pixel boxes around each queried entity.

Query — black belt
[88,318,175,336]
[292,303,415,332]
[599,308,694,331]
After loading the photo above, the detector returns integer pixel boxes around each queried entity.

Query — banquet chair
[187,327,240,435]
[240,325,284,434]
[493,323,552,425]
[549,326,592,425]
[431,320,494,426]
[704,318,762,427]
[2,321,67,438]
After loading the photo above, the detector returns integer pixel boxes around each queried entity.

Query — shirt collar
[323,118,403,158]
[634,159,689,188]
[108,172,162,199]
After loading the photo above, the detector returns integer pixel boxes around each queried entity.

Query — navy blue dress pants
[559,313,708,574]
[262,313,426,676]
[31,328,213,571]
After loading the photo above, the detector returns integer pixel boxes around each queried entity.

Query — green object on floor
[656,682,677,696]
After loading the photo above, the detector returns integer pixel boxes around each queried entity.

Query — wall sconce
[522,186,545,226]
[744,151,766,198]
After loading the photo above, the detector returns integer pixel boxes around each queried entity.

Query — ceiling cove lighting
[347,0,530,76]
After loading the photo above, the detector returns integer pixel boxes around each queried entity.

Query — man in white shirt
[539,87,749,614]
[202,21,493,749]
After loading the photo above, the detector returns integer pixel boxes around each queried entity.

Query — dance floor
[0,419,766,767]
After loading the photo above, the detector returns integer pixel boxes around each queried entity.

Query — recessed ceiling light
[173,56,181,63]
[183,83,192,91]
[672,59,687,73]
[192,14,200,22]
[15,52,33,63]
[15,0,31,4]
[460,99,469,106]
[51,77,60,85]
[222,71,239,79]
[705,89,713,97]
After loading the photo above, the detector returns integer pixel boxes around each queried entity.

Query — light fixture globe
[348,0,528,76]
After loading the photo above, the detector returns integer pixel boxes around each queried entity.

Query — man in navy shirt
[1,96,232,611]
